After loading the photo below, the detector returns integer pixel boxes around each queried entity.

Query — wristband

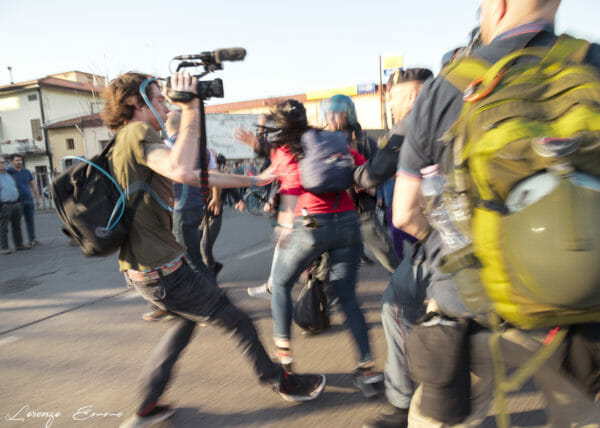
[276,223,294,229]
[250,176,257,186]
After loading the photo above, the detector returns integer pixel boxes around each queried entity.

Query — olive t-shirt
[110,122,184,271]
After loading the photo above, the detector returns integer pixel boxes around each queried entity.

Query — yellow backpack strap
[541,34,591,66]
[488,313,568,428]
[441,57,490,93]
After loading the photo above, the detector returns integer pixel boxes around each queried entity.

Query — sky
[1,0,599,105]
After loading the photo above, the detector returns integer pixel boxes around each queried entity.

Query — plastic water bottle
[420,164,470,252]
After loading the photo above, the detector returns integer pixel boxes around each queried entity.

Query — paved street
[1,209,548,427]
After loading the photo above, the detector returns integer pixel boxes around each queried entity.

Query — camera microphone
[214,48,246,62]
[174,48,246,63]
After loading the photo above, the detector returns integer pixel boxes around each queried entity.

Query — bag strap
[441,56,491,93]
[487,313,568,428]
[540,34,591,66]
[464,35,591,102]
[99,135,116,159]
[126,170,153,221]
[105,154,154,231]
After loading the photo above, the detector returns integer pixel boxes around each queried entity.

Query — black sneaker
[213,262,223,277]
[360,255,375,266]
[362,403,409,428]
[353,367,384,398]
[275,370,326,402]
[119,404,175,428]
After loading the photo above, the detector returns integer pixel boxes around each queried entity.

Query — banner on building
[306,85,357,101]
[382,54,404,76]
[357,82,376,94]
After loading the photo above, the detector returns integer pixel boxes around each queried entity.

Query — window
[66,138,75,150]
[28,94,38,102]
[31,119,42,141]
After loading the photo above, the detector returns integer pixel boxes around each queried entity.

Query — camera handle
[167,69,209,103]
[167,68,216,208]
[168,91,209,207]
[197,95,209,207]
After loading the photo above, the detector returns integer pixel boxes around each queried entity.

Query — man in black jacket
[358,68,434,428]
[353,68,432,191]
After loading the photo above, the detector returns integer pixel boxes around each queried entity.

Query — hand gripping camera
[167,47,246,102]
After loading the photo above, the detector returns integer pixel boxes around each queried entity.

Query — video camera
[168,47,246,101]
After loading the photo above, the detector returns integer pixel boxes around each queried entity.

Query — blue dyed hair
[322,94,357,128]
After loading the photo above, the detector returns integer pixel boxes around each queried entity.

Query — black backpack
[51,137,150,257]
[293,271,330,334]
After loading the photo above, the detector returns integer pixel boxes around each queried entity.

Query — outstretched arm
[205,165,276,189]
[233,126,260,151]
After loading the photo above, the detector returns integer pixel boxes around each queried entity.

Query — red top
[270,145,365,216]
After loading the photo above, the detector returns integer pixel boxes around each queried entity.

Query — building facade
[0,71,105,178]
[45,113,111,173]
[205,83,389,130]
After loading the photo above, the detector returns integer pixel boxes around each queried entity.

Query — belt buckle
[127,257,182,282]
[127,270,159,282]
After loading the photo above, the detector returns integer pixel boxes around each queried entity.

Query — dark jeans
[172,208,212,277]
[126,262,282,412]
[0,202,23,249]
[201,212,222,271]
[21,199,35,243]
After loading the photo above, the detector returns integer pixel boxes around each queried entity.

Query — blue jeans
[270,211,372,363]
[126,261,282,412]
[21,199,35,242]
[380,235,435,409]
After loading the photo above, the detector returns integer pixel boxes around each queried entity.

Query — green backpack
[437,35,600,428]
[438,34,600,330]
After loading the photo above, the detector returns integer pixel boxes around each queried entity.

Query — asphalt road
[0,209,551,427]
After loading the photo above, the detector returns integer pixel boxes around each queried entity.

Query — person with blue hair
[323,94,400,274]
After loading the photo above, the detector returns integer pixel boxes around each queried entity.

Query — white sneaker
[353,367,384,398]
[247,283,272,300]
[119,405,175,428]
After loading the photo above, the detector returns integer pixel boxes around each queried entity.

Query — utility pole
[379,56,389,131]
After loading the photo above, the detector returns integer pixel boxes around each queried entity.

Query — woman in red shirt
[236,100,382,397]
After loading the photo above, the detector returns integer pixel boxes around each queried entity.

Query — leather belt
[126,257,183,282]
